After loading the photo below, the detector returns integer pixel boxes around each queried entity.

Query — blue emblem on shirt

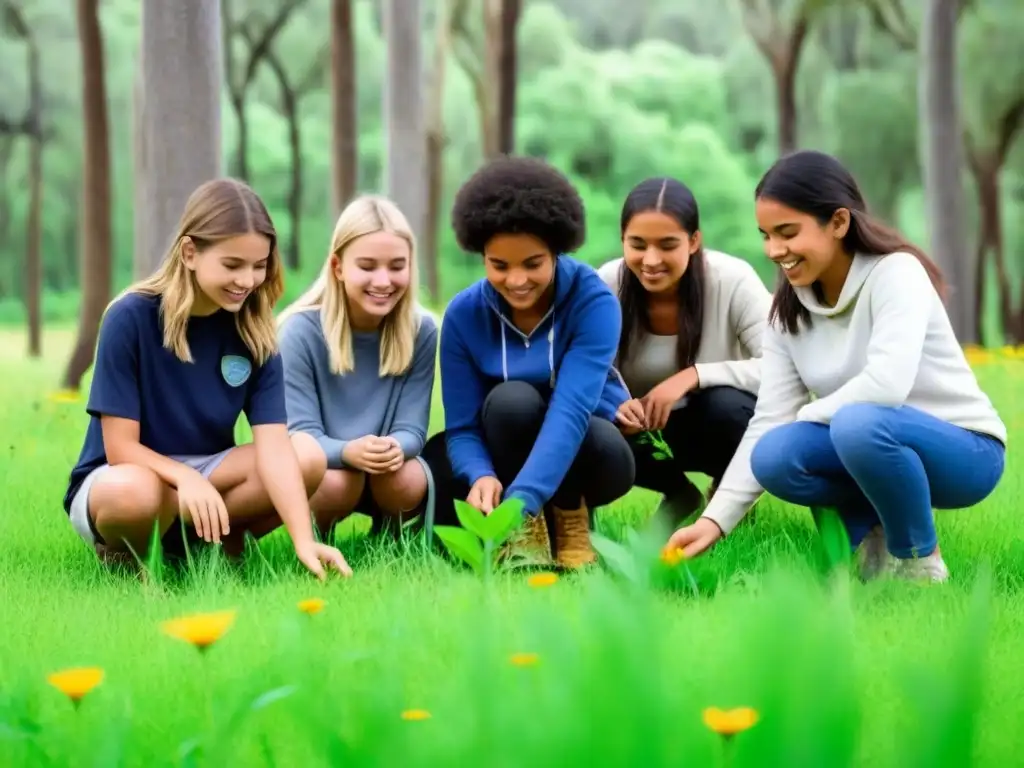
[221,354,252,387]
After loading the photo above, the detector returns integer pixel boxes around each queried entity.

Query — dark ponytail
[616,178,706,371]
[757,150,946,335]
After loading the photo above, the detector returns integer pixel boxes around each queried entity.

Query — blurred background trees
[0,0,1022,377]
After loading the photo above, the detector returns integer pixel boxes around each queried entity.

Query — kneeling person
[278,195,438,539]
[422,156,635,569]
[63,179,349,579]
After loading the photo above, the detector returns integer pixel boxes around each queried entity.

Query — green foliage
[434,497,525,578]
[2,336,1024,763]
[824,63,920,222]
[959,0,1024,147]
[811,505,853,575]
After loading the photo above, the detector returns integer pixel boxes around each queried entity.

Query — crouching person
[421,156,635,569]
[278,195,438,540]
[63,179,350,579]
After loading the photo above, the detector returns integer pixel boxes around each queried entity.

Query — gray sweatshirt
[278,308,439,470]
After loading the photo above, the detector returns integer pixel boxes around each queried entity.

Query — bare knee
[311,469,365,527]
[369,461,427,514]
[89,464,174,545]
[290,432,328,495]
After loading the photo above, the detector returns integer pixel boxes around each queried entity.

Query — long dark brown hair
[616,177,706,371]
[757,150,946,335]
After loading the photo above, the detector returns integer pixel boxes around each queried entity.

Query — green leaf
[812,506,852,573]
[590,532,643,584]
[453,499,491,541]
[479,497,525,544]
[651,451,668,461]
[434,525,485,574]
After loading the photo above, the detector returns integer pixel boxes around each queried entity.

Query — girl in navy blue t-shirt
[64,178,350,579]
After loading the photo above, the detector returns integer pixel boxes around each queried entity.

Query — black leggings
[630,385,756,495]
[421,381,636,525]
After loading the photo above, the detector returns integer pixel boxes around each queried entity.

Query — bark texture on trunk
[136,0,223,276]
[919,0,973,341]
[63,0,113,389]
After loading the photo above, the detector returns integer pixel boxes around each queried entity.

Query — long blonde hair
[277,195,419,376]
[115,178,284,365]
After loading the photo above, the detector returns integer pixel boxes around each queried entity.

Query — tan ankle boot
[552,503,596,568]
[504,512,554,566]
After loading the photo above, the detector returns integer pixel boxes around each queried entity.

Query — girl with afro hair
[421,156,635,569]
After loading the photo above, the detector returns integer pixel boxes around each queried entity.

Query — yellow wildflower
[161,609,237,651]
[297,598,325,615]
[47,389,81,404]
[702,706,760,737]
[401,708,431,721]
[661,546,686,566]
[509,652,540,667]
[47,667,104,704]
[527,572,558,588]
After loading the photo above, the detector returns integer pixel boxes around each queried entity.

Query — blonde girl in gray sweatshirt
[277,196,438,539]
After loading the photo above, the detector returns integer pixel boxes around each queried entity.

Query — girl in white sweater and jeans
[598,178,772,526]
[667,150,1006,582]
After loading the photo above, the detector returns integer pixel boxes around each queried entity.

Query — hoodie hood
[480,255,589,387]
[794,253,885,317]
[438,255,630,515]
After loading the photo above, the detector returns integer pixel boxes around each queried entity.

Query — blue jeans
[750,404,1005,558]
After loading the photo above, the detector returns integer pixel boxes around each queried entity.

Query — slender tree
[382,0,427,251]
[918,0,973,341]
[135,0,222,277]
[330,0,357,216]
[62,0,113,390]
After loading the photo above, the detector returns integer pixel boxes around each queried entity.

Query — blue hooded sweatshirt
[439,256,630,516]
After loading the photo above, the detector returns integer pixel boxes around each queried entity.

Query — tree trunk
[775,52,800,155]
[25,133,42,358]
[0,138,13,300]
[330,0,357,216]
[136,0,223,276]
[24,31,43,358]
[918,0,974,342]
[451,0,499,160]
[969,155,1015,341]
[423,0,452,303]
[285,102,301,271]
[496,0,519,154]
[263,51,302,270]
[737,1,811,157]
[383,0,427,253]
[132,56,148,279]
[63,0,113,389]
[231,94,249,181]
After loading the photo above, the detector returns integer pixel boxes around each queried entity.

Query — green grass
[3,326,1024,766]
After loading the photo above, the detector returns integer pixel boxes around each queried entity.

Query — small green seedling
[434,497,525,579]
[634,429,674,461]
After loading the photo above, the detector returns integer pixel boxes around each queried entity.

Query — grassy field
[2,327,1023,767]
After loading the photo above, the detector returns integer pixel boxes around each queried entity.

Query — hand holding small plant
[641,367,698,430]
[466,475,503,515]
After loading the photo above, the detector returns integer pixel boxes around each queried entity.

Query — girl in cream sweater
[598,177,773,526]
[667,151,1006,583]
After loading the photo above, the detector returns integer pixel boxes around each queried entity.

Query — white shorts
[68,449,234,547]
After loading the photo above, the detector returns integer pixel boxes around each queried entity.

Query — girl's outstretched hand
[665,517,722,559]
[295,540,353,580]
[615,398,646,435]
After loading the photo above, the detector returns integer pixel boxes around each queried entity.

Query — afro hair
[450,155,586,256]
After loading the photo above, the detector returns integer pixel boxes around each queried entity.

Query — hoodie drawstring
[499,310,556,388]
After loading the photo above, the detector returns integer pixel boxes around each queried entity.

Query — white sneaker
[895,551,949,583]
[856,525,896,581]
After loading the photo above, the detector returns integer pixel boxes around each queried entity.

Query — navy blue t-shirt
[63,292,288,513]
